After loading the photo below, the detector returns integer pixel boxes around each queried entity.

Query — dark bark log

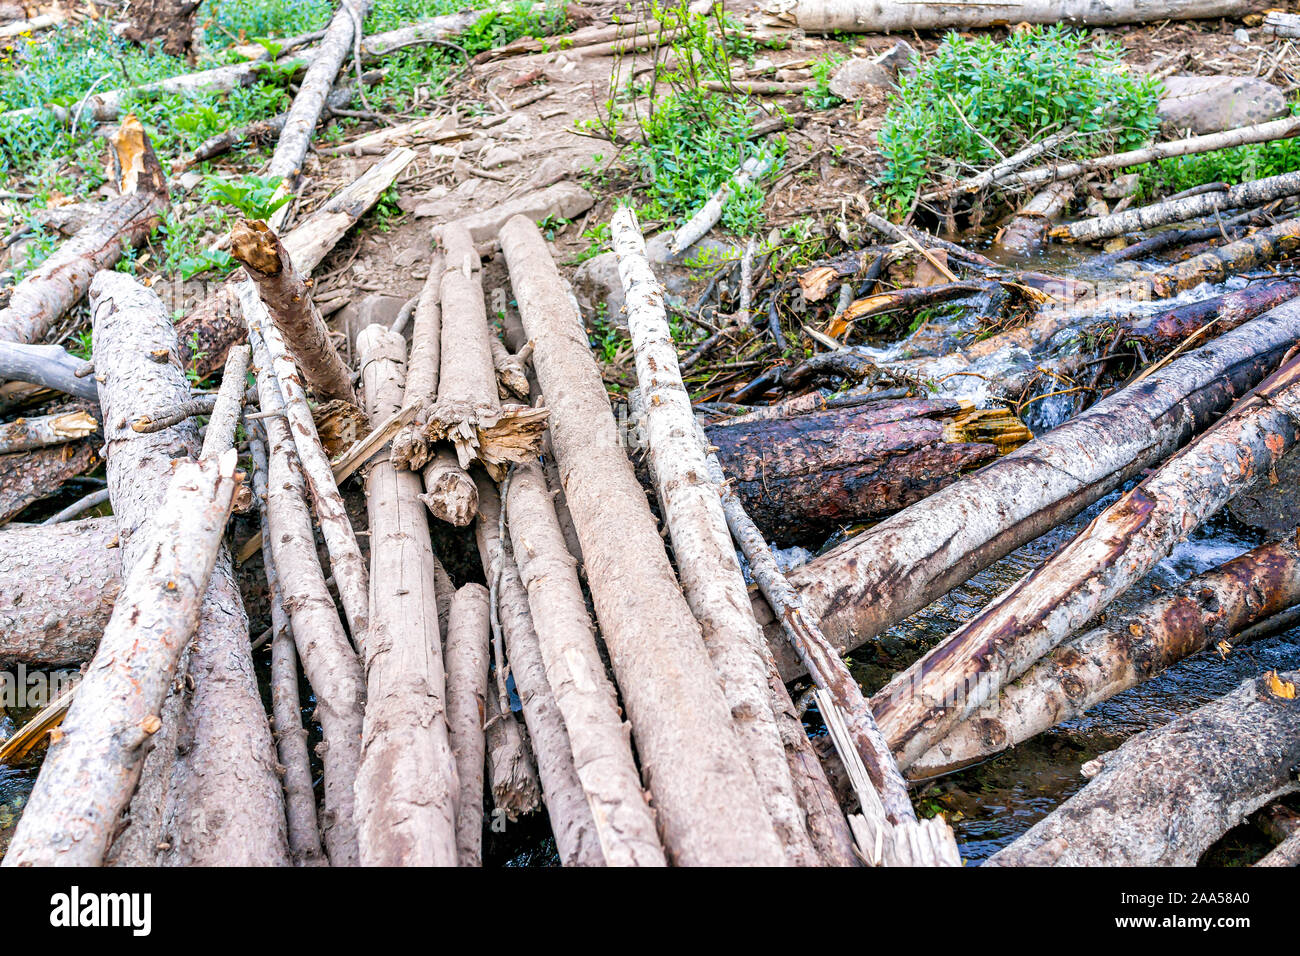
[121,0,201,56]
[986,669,1300,866]
[1111,278,1300,355]
[0,518,119,666]
[760,298,1300,680]
[0,441,99,524]
[706,399,1029,542]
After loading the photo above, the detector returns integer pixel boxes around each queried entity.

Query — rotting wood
[500,213,786,866]
[911,536,1300,778]
[502,462,665,866]
[230,219,357,404]
[354,322,458,867]
[474,470,609,866]
[614,206,816,866]
[986,669,1300,866]
[485,691,542,822]
[250,323,364,867]
[2,453,239,867]
[875,329,1300,771]
[420,447,478,526]
[445,582,490,867]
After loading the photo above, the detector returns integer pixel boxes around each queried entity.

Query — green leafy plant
[878,26,1160,217]
[804,53,844,111]
[203,172,292,220]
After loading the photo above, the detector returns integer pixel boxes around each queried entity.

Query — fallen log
[444,582,491,868]
[0,342,97,401]
[706,397,1031,542]
[250,323,364,867]
[760,299,1300,680]
[248,429,325,866]
[1264,10,1300,38]
[473,473,606,866]
[1057,168,1300,244]
[391,253,441,470]
[176,146,415,380]
[1257,829,1300,867]
[615,207,818,866]
[2,453,240,867]
[995,181,1075,254]
[0,409,96,454]
[764,0,1254,32]
[0,117,168,346]
[354,323,458,867]
[670,155,772,257]
[0,518,119,666]
[230,219,356,404]
[90,277,285,868]
[421,447,478,526]
[485,692,542,821]
[875,333,1300,771]
[986,669,1300,866]
[239,283,369,649]
[1109,277,1300,356]
[911,536,1300,778]
[428,182,594,247]
[500,213,787,866]
[0,442,99,524]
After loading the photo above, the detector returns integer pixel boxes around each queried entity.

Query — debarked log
[911,535,1300,778]
[985,669,1300,866]
[705,398,1031,542]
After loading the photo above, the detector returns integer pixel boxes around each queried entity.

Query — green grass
[878,25,1160,217]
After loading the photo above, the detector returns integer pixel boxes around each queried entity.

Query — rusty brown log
[705,398,1030,542]
[759,300,1300,681]
[875,338,1300,771]
[1110,278,1300,356]
[911,536,1300,778]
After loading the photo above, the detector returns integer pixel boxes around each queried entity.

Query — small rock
[828,58,894,101]
[572,251,626,325]
[394,247,425,268]
[178,171,203,192]
[336,294,408,345]
[480,145,522,168]
[1158,75,1288,135]
[873,40,919,80]
[1233,28,1251,43]
[398,185,447,213]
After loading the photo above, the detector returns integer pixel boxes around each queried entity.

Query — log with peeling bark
[1258,829,1300,867]
[765,0,1254,32]
[0,117,168,347]
[249,429,324,866]
[503,461,664,866]
[88,274,287,869]
[265,0,375,229]
[445,582,490,867]
[0,441,99,523]
[2,452,240,867]
[1056,168,1300,244]
[1109,278,1300,358]
[250,323,364,867]
[473,471,607,867]
[987,669,1300,866]
[0,518,119,666]
[353,323,458,867]
[501,213,786,866]
[760,299,1300,680]
[177,146,415,379]
[0,342,97,402]
[239,285,369,649]
[1264,10,1300,38]
[230,219,356,404]
[876,333,1300,771]
[995,181,1075,254]
[421,223,547,475]
[912,536,1300,779]
[614,207,816,866]
[485,692,541,822]
[391,254,441,470]
[705,397,1031,542]
[0,408,96,454]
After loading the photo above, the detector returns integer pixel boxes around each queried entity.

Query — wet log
[91,275,286,869]
[615,206,815,865]
[0,441,99,524]
[995,181,1075,254]
[500,462,662,866]
[875,336,1300,771]
[500,214,787,866]
[761,299,1300,680]
[485,693,542,821]
[1056,168,1300,244]
[250,323,364,867]
[706,398,1030,542]
[239,283,369,649]
[444,582,491,867]
[229,219,356,404]
[473,476,606,867]
[2,453,240,867]
[1110,278,1300,355]
[986,669,1300,866]
[176,147,415,380]
[354,323,458,867]
[911,536,1300,778]
[0,117,168,346]
[0,342,97,402]
[0,518,119,666]
[766,0,1254,32]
